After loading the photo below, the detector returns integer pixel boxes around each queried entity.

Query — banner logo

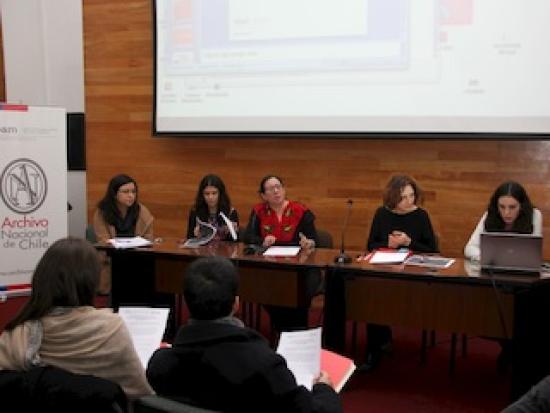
[1,158,48,214]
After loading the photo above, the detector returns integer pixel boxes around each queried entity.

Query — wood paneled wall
[83,0,550,258]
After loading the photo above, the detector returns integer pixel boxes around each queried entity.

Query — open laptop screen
[480,232,542,274]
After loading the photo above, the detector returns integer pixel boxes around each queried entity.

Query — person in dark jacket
[146,257,342,413]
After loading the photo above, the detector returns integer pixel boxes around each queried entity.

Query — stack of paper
[263,246,301,257]
[108,236,152,249]
[369,250,410,264]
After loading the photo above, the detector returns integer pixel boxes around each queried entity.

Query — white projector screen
[153,0,550,136]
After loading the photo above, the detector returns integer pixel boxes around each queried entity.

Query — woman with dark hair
[0,237,153,397]
[94,174,153,241]
[464,181,542,261]
[243,175,318,332]
[93,174,154,293]
[367,174,438,253]
[364,175,438,371]
[243,175,317,249]
[186,174,239,241]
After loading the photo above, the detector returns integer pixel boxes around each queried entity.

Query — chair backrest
[86,224,97,243]
[0,366,128,413]
[316,229,334,249]
[133,396,221,413]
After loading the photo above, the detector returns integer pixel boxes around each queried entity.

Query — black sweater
[367,206,438,253]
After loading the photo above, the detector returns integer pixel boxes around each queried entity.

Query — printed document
[263,246,301,257]
[108,236,152,249]
[118,306,170,369]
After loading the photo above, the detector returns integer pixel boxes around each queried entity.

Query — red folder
[321,349,356,393]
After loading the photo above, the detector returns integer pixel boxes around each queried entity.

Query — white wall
[1,0,87,238]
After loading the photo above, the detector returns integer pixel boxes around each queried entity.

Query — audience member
[146,257,342,413]
[0,237,153,397]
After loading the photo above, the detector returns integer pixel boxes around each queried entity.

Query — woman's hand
[263,235,277,247]
[389,231,411,248]
[299,232,315,250]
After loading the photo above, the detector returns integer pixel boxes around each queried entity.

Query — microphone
[334,199,353,264]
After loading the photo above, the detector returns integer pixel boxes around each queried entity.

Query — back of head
[183,257,239,320]
[6,237,100,330]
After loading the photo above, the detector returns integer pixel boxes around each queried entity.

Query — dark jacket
[146,321,342,413]
[0,366,127,413]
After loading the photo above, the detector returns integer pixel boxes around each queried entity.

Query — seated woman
[464,181,542,373]
[464,181,542,262]
[0,237,153,398]
[243,175,318,332]
[187,174,239,242]
[365,174,438,370]
[367,175,438,253]
[93,174,154,294]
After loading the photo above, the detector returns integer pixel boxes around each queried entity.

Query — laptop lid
[480,232,542,274]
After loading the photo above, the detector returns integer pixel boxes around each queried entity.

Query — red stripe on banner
[0,104,28,111]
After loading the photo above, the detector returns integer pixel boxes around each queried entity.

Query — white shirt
[464,208,543,261]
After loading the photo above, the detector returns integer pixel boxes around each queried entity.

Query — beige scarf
[0,306,153,397]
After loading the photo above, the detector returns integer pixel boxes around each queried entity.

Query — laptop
[480,232,542,275]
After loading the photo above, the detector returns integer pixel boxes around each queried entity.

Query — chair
[316,229,334,249]
[134,395,221,413]
[0,366,128,413]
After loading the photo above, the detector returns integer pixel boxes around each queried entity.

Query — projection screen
[153,0,550,136]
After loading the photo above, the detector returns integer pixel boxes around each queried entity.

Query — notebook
[480,232,542,275]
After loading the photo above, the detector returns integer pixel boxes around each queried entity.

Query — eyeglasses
[118,188,137,194]
[264,184,283,193]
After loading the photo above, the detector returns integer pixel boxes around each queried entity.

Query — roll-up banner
[0,105,67,292]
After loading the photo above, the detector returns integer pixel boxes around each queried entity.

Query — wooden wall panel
[83,0,550,258]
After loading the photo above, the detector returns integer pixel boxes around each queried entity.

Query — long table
[323,258,550,400]
[100,240,550,401]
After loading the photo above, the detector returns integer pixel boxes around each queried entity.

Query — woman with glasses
[93,174,154,293]
[187,174,239,242]
[243,175,318,332]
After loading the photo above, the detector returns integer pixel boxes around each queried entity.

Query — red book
[321,349,356,393]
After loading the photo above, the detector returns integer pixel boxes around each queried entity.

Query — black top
[186,208,239,241]
[146,321,342,413]
[367,206,438,253]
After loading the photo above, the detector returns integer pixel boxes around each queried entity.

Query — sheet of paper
[108,236,152,249]
[118,306,170,369]
[263,246,301,257]
[219,211,238,240]
[277,327,321,390]
[369,251,409,264]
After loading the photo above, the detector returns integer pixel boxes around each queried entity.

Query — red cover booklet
[321,349,356,393]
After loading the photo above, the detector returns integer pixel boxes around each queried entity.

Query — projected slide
[154,0,550,134]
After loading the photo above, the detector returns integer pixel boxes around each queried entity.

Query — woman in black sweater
[364,175,438,371]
